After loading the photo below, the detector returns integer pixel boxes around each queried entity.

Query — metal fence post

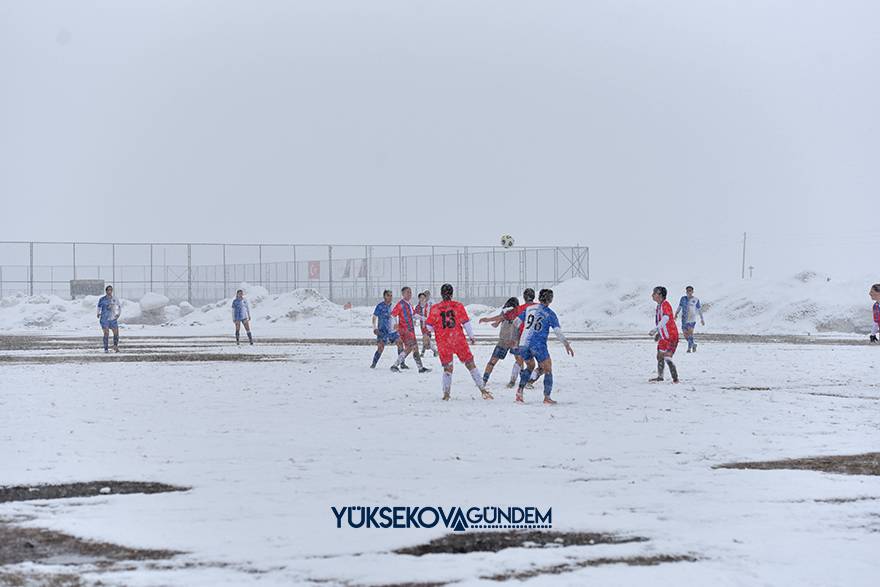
[258,244,263,287]
[586,246,590,280]
[149,244,154,292]
[328,245,334,302]
[72,242,77,281]
[292,245,297,290]
[222,244,227,297]
[187,243,192,304]
[430,246,435,294]
[28,242,34,295]
[111,243,116,288]
[554,248,559,283]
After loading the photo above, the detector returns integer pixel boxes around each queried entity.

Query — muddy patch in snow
[715,453,880,476]
[394,530,646,556]
[481,553,698,581]
[1,481,189,504]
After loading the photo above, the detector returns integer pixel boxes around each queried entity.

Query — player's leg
[111,324,119,352]
[650,349,665,382]
[464,356,493,399]
[243,318,253,344]
[509,352,523,388]
[101,325,110,353]
[664,339,680,382]
[234,320,241,344]
[437,345,454,400]
[408,336,429,372]
[538,355,555,404]
[684,324,694,352]
[372,340,385,368]
[483,346,504,385]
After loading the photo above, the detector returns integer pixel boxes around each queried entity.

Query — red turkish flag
[308,261,320,280]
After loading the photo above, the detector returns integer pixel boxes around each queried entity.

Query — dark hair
[872,284,880,293]
[418,292,427,299]
[383,289,393,297]
[236,289,244,294]
[538,288,554,304]
[401,286,411,294]
[523,288,535,302]
[503,296,519,311]
[686,285,694,291]
[105,285,113,292]
[441,283,454,301]
[653,286,667,299]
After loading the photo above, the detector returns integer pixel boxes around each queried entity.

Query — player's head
[105,285,113,294]
[440,283,454,301]
[652,286,667,302]
[236,289,244,298]
[423,290,431,298]
[401,286,412,300]
[685,285,694,295]
[538,288,554,305]
[383,289,393,303]
[503,297,519,312]
[870,284,880,301]
[523,288,535,302]
[418,291,427,303]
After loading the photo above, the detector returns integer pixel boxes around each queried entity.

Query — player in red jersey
[426,283,493,401]
[390,286,430,373]
[648,286,680,383]
[869,283,880,343]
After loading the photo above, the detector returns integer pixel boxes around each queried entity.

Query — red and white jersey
[655,300,679,340]
[426,300,470,346]
[506,302,536,336]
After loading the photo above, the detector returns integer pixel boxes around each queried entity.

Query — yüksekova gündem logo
[332,506,552,532]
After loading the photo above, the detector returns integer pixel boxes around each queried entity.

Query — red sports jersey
[874,302,880,325]
[427,300,473,364]
[655,300,679,340]
[391,299,417,334]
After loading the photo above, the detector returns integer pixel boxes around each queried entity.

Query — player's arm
[552,326,574,356]
[371,312,379,334]
[697,300,705,324]
[463,320,475,344]
[96,299,102,318]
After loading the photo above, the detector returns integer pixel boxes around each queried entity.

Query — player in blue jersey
[870,284,880,343]
[96,284,121,353]
[231,289,253,345]
[515,289,574,404]
[371,290,403,368]
[674,286,705,353]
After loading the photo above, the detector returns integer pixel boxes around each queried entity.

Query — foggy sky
[1,1,878,280]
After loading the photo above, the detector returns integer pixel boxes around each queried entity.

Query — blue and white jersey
[373,301,394,333]
[517,304,561,348]
[232,298,250,321]
[97,295,120,321]
[677,295,702,324]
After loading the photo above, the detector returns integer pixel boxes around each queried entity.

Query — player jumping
[674,285,705,353]
[485,287,538,387]
[232,289,254,345]
[390,287,430,373]
[478,297,520,387]
[649,286,680,383]
[515,289,573,404]
[371,290,403,368]
[96,284,121,353]
[870,283,880,343]
[426,283,493,401]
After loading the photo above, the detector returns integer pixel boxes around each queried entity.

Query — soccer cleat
[442,391,451,401]
[648,377,664,383]
[515,391,524,403]
[692,345,697,352]
[543,396,557,405]
[390,365,400,372]
[249,340,254,346]
[686,348,692,353]
[525,381,535,390]
[419,367,431,373]
[481,389,494,400]
[113,345,119,353]
[400,363,410,370]
[104,349,109,354]
[370,363,377,369]
[507,380,516,388]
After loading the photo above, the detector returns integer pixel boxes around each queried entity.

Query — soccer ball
[500,234,515,248]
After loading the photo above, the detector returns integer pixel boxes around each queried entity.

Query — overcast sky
[1,1,877,280]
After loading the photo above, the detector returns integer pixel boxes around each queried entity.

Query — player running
[870,284,880,343]
[649,286,680,383]
[674,285,705,353]
[232,289,254,345]
[478,297,520,387]
[390,287,430,373]
[96,285,121,353]
[514,289,573,404]
[425,283,493,401]
[415,291,435,357]
[371,290,403,368]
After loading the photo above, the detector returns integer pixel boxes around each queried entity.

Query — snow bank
[0,274,876,335]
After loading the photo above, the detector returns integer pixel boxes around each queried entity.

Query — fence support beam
[187,244,192,304]
[328,245,334,302]
[72,242,77,280]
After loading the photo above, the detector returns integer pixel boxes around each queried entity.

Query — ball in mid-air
[500,234,514,248]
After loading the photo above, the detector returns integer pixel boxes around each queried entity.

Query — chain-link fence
[0,242,589,306]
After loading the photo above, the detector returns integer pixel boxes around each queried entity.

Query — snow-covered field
[2,336,879,585]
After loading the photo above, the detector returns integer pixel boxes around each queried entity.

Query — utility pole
[741,232,747,279]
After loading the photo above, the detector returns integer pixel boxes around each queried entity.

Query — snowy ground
[2,336,879,586]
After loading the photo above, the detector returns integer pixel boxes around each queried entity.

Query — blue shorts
[100,318,118,329]
[683,322,696,331]
[377,331,400,344]
[492,345,513,360]
[518,341,550,363]
[234,314,249,322]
